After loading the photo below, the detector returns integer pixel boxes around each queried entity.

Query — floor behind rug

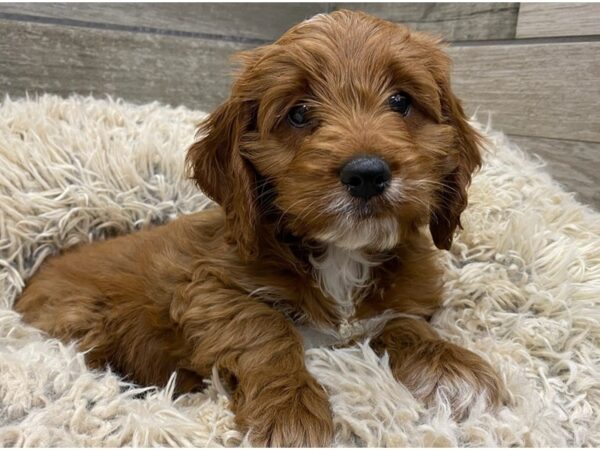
[1,95,599,447]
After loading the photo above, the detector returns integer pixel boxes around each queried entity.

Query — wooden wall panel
[0,19,249,111]
[517,3,600,39]
[448,42,600,142]
[0,3,326,43]
[331,3,520,41]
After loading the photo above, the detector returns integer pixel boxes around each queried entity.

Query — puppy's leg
[175,280,333,447]
[371,317,503,418]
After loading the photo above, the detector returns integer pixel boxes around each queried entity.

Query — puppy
[16,10,503,447]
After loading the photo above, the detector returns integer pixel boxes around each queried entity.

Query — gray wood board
[448,41,600,143]
[330,3,520,42]
[0,3,326,43]
[507,135,600,210]
[516,3,600,39]
[0,19,250,111]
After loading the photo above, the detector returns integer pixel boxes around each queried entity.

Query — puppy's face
[188,11,481,257]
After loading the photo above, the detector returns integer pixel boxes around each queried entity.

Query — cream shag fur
[1,95,599,447]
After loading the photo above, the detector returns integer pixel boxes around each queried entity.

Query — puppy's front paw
[236,375,334,447]
[394,341,504,419]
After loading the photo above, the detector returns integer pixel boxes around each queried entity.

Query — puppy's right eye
[287,104,311,128]
[389,92,411,116]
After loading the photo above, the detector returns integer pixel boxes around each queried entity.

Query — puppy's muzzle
[340,156,391,200]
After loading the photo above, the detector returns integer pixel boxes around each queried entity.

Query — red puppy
[17,10,503,446]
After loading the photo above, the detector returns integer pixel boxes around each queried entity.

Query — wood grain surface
[448,42,600,142]
[0,3,326,42]
[517,3,600,39]
[331,3,520,42]
[0,19,250,110]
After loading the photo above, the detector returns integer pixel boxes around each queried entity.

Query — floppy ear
[186,98,258,259]
[429,82,482,250]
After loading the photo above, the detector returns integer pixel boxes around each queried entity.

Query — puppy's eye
[287,104,311,128]
[388,92,411,116]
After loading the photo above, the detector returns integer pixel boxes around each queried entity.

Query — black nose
[340,156,392,200]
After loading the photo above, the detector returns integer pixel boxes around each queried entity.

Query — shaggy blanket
[0,95,599,447]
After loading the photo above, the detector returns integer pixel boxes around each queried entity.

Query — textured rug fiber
[1,95,599,447]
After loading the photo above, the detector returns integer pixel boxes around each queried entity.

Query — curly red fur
[16,10,503,446]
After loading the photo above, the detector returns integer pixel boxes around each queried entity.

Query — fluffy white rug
[1,95,599,447]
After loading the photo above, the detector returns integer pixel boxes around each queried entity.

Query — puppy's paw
[236,376,334,447]
[395,341,504,419]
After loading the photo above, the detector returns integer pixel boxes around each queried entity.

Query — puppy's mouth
[315,213,400,251]
[346,197,387,219]
[327,177,401,219]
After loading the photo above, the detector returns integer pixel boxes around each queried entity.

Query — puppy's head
[187,10,481,258]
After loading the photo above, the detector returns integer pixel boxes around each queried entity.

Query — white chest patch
[310,245,378,318]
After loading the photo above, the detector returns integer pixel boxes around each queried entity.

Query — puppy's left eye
[388,92,411,116]
[287,104,311,128]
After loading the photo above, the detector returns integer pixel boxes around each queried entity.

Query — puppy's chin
[315,216,399,251]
